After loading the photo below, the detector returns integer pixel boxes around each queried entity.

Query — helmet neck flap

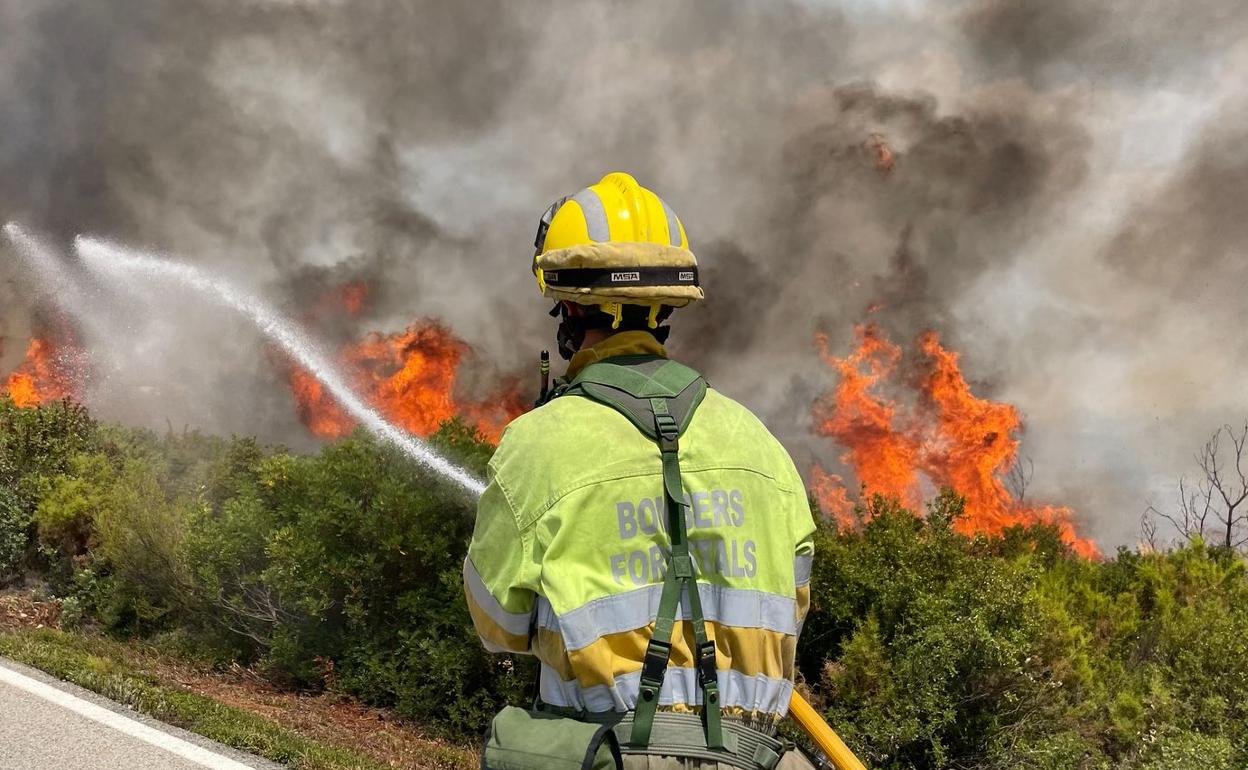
[552,302,672,360]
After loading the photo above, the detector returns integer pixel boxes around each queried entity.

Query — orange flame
[867,133,895,176]
[287,320,524,444]
[289,367,353,437]
[810,466,856,530]
[814,326,921,510]
[814,324,1099,557]
[4,337,76,407]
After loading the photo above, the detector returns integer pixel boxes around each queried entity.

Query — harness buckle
[697,640,718,686]
[640,638,673,688]
[654,413,680,442]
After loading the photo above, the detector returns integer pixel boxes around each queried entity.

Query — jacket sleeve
[463,470,539,654]
[784,456,817,638]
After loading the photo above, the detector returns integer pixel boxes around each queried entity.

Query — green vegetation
[805,494,1248,769]
[3,395,1247,769]
[0,396,528,737]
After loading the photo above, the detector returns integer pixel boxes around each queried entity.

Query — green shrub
[92,458,192,633]
[0,398,99,583]
[801,492,1248,769]
[34,452,113,561]
[0,485,30,582]
[176,422,528,734]
[0,398,97,506]
[807,493,1054,768]
[253,424,529,733]
[1138,730,1237,770]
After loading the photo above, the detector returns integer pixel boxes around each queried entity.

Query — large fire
[814,324,1099,557]
[288,320,525,444]
[4,336,77,407]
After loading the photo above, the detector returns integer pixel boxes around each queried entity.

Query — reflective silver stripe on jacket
[463,557,533,636]
[540,583,797,650]
[539,663,794,715]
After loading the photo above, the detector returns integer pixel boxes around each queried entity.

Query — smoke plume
[2,0,1245,546]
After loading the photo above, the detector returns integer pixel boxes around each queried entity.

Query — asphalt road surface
[0,657,284,770]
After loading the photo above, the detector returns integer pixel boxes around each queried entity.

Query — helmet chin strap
[556,314,586,360]
[552,302,671,361]
[552,302,585,361]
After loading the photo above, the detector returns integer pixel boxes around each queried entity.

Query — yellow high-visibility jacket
[464,331,815,731]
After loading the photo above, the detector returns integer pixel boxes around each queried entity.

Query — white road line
[0,662,258,770]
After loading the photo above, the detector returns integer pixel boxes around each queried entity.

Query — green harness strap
[561,356,724,753]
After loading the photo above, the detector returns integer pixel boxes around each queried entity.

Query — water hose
[788,692,867,770]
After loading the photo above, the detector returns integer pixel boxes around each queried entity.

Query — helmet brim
[535,241,703,308]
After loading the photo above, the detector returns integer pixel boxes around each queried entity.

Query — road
[0,657,284,770]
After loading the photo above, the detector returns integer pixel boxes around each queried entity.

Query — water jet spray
[74,234,486,497]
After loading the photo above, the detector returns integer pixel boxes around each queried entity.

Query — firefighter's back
[469,374,815,731]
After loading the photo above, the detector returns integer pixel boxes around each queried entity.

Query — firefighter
[465,172,817,770]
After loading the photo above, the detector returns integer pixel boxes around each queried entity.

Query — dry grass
[0,590,61,631]
[152,657,476,770]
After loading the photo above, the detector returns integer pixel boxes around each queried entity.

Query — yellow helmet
[532,172,702,330]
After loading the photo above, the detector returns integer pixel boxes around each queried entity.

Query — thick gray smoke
[961,0,1248,88]
[1,0,1245,547]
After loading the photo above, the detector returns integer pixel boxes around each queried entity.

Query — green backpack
[483,706,622,770]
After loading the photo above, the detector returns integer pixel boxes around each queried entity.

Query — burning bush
[812,324,1099,557]
[286,320,525,444]
[2,317,86,408]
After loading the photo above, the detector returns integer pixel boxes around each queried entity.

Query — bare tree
[1006,456,1035,504]
[1145,421,1248,551]
[1139,512,1159,552]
